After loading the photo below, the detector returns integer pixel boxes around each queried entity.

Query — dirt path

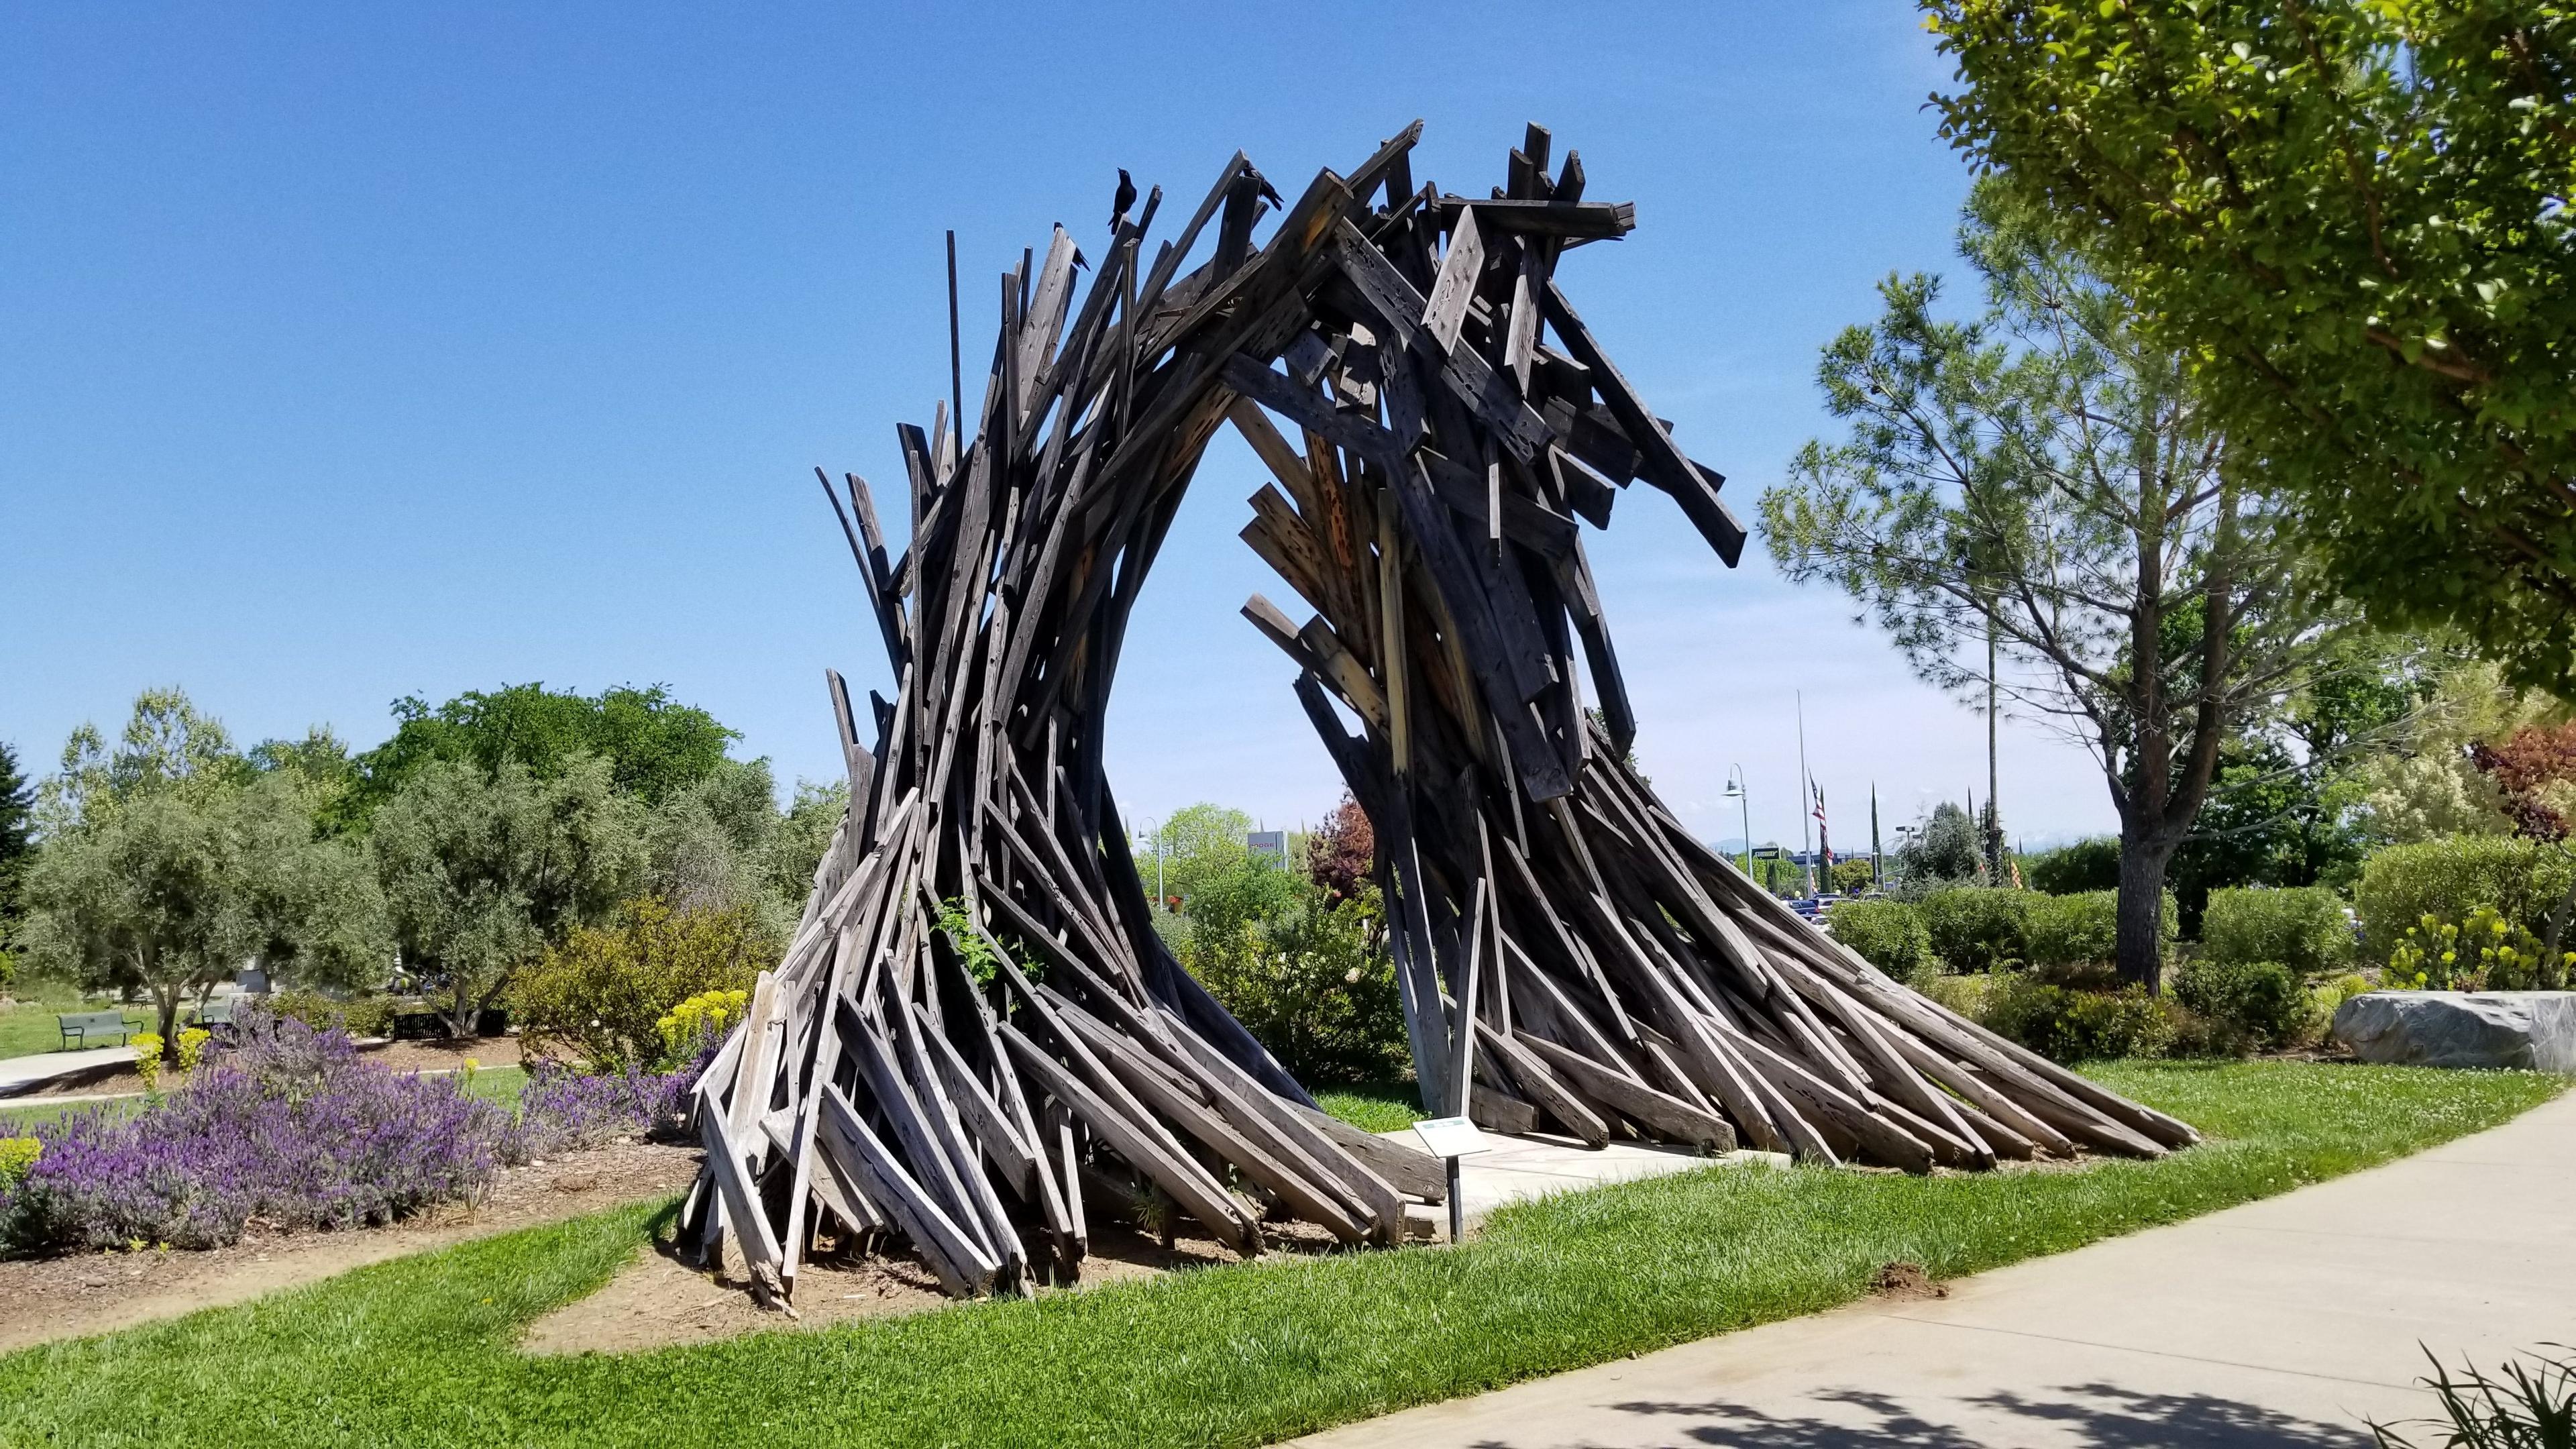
[0,1136,696,1354]
[521,1216,1350,1355]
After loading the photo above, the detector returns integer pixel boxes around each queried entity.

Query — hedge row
[1826,888,2175,977]
[2352,836,2576,963]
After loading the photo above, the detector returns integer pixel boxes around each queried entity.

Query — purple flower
[501,1059,690,1163]
[0,1006,701,1256]
[0,1009,502,1252]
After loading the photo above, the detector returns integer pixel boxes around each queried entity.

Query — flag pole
[1796,690,1814,897]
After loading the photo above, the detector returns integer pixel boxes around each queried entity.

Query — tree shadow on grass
[1457,1381,2366,1448]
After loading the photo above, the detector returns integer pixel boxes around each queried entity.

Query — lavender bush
[1,1010,505,1252]
[500,1059,692,1163]
[0,1008,704,1256]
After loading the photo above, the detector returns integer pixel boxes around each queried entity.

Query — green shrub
[2027,836,2121,894]
[1917,888,2032,973]
[1829,859,1878,894]
[0,1136,38,1193]
[1189,877,1408,1085]
[510,896,775,1069]
[1825,899,1935,981]
[2025,890,2115,969]
[2202,886,2350,977]
[1979,972,2176,1062]
[1917,971,1992,1020]
[2173,957,2321,1051]
[2385,905,2574,991]
[2159,1001,2248,1059]
[268,987,399,1040]
[2354,837,2576,965]
[2024,889,2180,971]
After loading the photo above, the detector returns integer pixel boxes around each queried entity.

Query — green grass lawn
[0,1095,142,1135]
[0,989,137,1062]
[458,1063,529,1108]
[1310,1079,1425,1134]
[1,1064,530,1136]
[0,1061,2558,1449]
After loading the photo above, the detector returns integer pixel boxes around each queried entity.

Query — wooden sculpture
[680,122,2198,1305]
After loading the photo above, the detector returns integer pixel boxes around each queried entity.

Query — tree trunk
[1986,616,2002,880]
[444,978,479,1041]
[152,983,180,1044]
[2115,826,2175,994]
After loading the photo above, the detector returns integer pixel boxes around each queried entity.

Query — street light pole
[1723,765,1751,879]
[1134,816,1163,910]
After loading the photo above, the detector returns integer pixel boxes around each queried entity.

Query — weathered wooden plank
[697,1097,786,1303]
[1055,998,1370,1244]
[1331,222,1554,462]
[998,1020,1260,1254]
[1540,278,1746,564]
[1476,1018,1611,1148]
[1157,1010,1409,1239]
[1515,1028,1736,1152]
[1468,1087,1540,1136]
[1420,204,1486,358]
[1432,196,1636,239]
[817,1084,999,1296]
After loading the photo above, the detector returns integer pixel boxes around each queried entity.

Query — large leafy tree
[1762,188,2342,989]
[341,683,739,826]
[1896,802,1986,886]
[1140,802,1257,910]
[2353,659,2571,842]
[1924,1,2576,691]
[640,757,838,942]
[39,688,250,834]
[16,691,386,1036]
[370,754,647,1037]
[2169,636,2428,925]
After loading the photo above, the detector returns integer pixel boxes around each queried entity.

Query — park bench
[56,1010,134,1050]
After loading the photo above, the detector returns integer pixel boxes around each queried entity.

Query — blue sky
[0,3,2121,853]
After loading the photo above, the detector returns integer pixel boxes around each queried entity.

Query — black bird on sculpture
[1109,167,1137,231]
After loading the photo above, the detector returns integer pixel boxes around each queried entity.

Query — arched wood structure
[683,123,2198,1304]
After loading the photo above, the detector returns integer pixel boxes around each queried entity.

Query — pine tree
[0,739,34,924]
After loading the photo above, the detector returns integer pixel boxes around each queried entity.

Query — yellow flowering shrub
[0,1136,40,1193]
[131,1033,164,1095]
[511,897,771,1068]
[657,988,750,1060]
[2386,908,2574,991]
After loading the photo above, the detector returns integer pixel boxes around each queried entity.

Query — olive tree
[1762,190,2343,989]
[370,753,645,1038]
[17,692,386,1038]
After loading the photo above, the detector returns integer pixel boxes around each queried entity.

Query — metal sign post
[1410,1116,1491,1244]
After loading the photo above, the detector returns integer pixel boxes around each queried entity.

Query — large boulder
[2332,991,2576,1073]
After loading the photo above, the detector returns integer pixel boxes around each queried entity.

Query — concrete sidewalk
[0,1044,136,1097]
[1295,1089,2576,1448]
[1401,1125,1787,1224]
